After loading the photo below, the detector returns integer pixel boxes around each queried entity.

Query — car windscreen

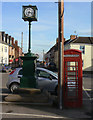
[48,70,58,78]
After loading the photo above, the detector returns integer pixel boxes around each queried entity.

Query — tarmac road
[0,72,92,119]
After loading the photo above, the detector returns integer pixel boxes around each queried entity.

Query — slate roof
[69,37,93,44]
[46,37,93,55]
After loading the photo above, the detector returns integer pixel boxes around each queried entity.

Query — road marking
[83,98,93,101]
[83,88,92,91]
[0,101,52,106]
[0,112,66,119]
[83,87,91,98]
[0,93,10,96]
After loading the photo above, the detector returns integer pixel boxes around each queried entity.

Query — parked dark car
[47,62,57,71]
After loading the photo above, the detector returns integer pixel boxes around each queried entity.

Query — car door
[36,69,56,92]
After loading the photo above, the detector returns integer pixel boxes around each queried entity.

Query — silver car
[6,67,58,94]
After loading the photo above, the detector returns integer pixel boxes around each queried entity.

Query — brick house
[65,35,93,72]
[44,38,58,67]
[12,39,23,67]
[45,35,93,72]
[0,31,23,67]
[7,35,15,65]
[0,32,9,65]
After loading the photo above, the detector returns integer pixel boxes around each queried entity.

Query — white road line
[83,98,93,101]
[0,93,10,96]
[0,101,52,105]
[0,112,65,119]
[83,87,91,98]
[90,98,93,100]
[83,88,92,91]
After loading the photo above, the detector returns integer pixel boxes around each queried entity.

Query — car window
[51,75,56,80]
[18,69,23,75]
[36,70,50,79]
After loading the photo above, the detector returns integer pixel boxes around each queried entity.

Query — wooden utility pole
[58,0,64,110]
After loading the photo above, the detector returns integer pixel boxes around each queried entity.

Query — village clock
[25,8,34,17]
[20,5,38,89]
[22,5,38,21]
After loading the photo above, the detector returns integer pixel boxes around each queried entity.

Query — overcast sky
[0,1,91,60]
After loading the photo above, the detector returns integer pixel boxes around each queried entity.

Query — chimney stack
[56,38,58,43]
[12,37,14,45]
[15,40,18,46]
[70,35,77,40]
[9,36,11,44]
[5,34,8,43]
[64,38,65,42]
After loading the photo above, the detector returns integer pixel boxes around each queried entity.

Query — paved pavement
[1,99,92,119]
[1,90,92,119]
[0,72,93,119]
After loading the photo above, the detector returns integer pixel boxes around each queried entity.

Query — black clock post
[28,21,31,53]
[20,5,38,88]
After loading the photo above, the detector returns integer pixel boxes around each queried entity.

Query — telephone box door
[64,49,82,108]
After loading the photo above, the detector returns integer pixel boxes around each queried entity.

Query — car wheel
[10,83,20,93]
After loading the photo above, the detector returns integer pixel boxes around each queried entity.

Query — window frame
[80,46,85,54]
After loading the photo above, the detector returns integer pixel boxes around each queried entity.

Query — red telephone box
[64,49,82,108]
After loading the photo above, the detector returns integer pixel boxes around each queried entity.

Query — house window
[5,58,7,63]
[1,57,3,63]
[80,46,85,54]
[5,47,7,52]
[9,55,11,58]
[2,46,3,52]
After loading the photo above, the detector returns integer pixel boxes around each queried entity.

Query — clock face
[25,8,34,17]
